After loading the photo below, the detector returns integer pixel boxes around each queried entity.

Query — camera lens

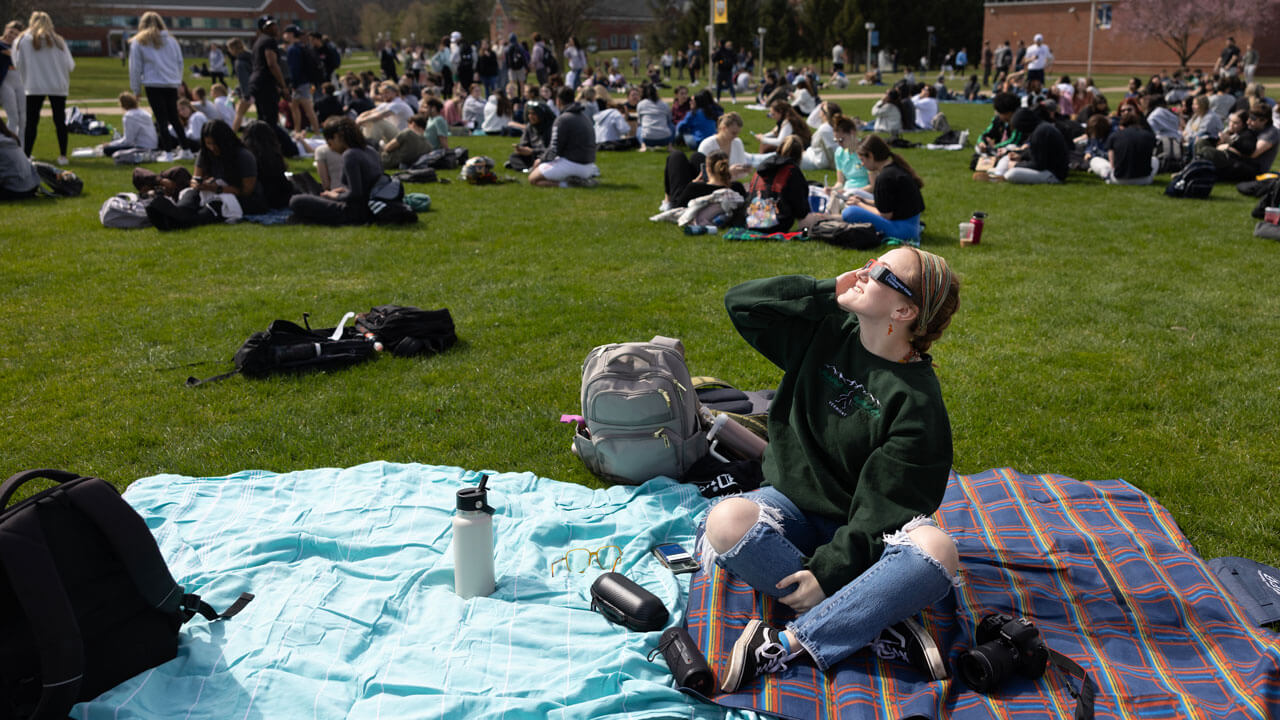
[958,641,1017,694]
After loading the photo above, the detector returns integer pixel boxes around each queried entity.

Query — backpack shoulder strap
[61,478,254,622]
[771,163,793,195]
[62,478,186,615]
[0,505,85,718]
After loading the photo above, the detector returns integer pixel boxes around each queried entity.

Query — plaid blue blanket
[687,469,1280,719]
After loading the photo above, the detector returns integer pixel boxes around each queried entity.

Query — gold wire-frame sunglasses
[549,544,622,577]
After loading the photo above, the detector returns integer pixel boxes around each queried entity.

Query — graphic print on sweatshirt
[821,363,880,418]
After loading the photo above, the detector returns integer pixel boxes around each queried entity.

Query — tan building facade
[983,0,1280,77]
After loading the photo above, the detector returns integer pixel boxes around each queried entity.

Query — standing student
[0,21,26,151]
[282,25,321,135]
[226,37,253,130]
[208,41,227,86]
[249,16,288,128]
[708,245,961,694]
[13,11,74,164]
[129,12,185,155]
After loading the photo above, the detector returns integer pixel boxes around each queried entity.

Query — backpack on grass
[0,469,252,720]
[744,164,794,230]
[99,193,152,229]
[353,305,456,357]
[806,218,882,249]
[572,336,708,485]
[186,315,377,386]
[367,175,418,224]
[1165,159,1215,199]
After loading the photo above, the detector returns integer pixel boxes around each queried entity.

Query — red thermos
[970,212,986,244]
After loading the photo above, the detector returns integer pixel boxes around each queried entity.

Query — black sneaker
[720,619,799,693]
[565,175,599,188]
[870,618,949,680]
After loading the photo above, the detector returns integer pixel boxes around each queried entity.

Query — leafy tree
[1123,0,1267,69]
[508,0,595,50]
[428,0,489,46]
[359,4,395,50]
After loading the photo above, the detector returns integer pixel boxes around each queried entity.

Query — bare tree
[1124,0,1266,69]
[508,0,595,50]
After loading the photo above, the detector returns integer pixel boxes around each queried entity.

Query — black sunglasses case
[590,572,669,632]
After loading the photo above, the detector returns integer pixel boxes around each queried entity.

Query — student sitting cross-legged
[706,248,962,694]
[289,116,382,224]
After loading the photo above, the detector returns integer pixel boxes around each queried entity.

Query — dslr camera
[957,613,1050,693]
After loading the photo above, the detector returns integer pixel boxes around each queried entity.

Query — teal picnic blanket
[74,462,753,720]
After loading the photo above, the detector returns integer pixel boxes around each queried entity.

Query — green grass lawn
[4,58,1278,569]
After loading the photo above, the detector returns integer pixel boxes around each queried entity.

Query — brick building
[983,0,1280,77]
[63,0,317,57]
[489,0,652,52]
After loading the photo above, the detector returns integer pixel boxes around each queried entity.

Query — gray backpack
[572,336,708,485]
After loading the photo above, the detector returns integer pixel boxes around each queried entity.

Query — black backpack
[354,305,457,357]
[507,43,528,71]
[806,218,883,249]
[1165,159,1215,199]
[0,470,252,720]
[187,316,377,386]
[1251,177,1280,219]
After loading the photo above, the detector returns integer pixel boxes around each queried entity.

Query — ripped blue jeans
[697,486,958,671]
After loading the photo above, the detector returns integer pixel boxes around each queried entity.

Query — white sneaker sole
[720,618,762,693]
[904,617,949,680]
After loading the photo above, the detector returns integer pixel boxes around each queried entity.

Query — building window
[230,18,243,29]
[1096,3,1112,29]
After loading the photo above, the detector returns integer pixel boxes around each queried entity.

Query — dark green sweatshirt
[726,275,953,596]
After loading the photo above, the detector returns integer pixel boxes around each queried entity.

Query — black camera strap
[1047,648,1096,720]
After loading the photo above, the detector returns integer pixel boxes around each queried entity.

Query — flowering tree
[1123,0,1271,69]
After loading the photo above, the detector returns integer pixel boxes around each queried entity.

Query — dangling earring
[887,321,894,336]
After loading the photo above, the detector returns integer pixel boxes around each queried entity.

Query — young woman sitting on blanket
[288,116,382,225]
[706,247,961,693]
[192,119,267,214]
[839,134,925,244]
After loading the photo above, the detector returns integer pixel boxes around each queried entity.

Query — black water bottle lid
[972,211,987,219]
[456,473,495,513]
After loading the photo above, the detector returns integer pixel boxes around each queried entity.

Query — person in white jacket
[129,12,185,156]
[801,100,839,171]
[13,11,74,164]
[101,91,158,157]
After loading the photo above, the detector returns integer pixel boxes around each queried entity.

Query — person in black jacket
[743,135,810,233]
[505,100,553,171]
[996,107,1068,184]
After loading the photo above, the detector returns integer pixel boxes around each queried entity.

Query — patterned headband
[913,249,954,336]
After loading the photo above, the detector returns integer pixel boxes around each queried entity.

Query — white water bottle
[452,474,496,599]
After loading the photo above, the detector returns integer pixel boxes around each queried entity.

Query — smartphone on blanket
[652,543,699,574]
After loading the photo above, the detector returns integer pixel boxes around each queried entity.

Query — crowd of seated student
[968,70,1278,188]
